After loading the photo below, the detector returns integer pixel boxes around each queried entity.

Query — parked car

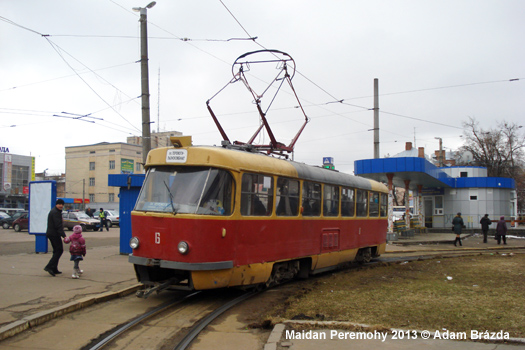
[1,211,28,229]
[106,210,120,227]
[13,213,29,232]
[62,211,99,231]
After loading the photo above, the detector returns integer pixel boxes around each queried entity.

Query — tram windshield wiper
[163,181,177,215]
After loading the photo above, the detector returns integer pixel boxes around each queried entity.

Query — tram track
[83,289,260,350]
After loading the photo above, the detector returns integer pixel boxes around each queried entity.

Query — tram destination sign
[166,149,188,163]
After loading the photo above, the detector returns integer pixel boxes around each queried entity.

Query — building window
[135,162,142,171]
[110,149,115,152]
[89,162,95,170]
[90,151,95,154]
[460,172,468,178]
[435,196,444,208]
[89,194,95,202]
[11,165,30,195]
[109,160,115,170]
[109,193,115,202]
[469,189,478,201]
[89,177,95,186]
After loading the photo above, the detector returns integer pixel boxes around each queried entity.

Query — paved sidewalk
[0,228,139,341]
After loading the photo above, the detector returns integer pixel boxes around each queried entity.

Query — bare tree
[458,117,525,214]
[458,117,525,178]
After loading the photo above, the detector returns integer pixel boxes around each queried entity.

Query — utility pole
[373,78,379,159]
[133,2,156,165]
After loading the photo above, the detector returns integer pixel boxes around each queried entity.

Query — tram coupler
[136,278,180,299]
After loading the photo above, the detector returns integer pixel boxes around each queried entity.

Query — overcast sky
[2,0,524,175]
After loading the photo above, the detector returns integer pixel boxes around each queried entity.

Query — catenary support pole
[374,78,379,159]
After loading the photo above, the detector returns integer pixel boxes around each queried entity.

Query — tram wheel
[355,247,372,264]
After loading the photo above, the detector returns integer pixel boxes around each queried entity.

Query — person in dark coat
[44,199,66,276]
[495,216,507,245]
[452,212,464,247]
[479,214,492,243]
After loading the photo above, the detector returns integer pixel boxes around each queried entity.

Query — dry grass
[266,253,525,337]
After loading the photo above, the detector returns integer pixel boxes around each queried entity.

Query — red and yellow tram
[129,136,388,292]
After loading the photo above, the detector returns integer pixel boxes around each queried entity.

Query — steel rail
[87,291,201,350]
[173,290,260,350]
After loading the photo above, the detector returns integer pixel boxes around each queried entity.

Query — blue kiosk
[108,174,145,254]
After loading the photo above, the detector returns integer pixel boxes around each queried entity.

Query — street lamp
[133,1,156,166]
[434,137,443,167]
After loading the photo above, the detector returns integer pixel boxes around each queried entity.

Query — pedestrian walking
[479,214,492,243]
[452,212,465,247]
[496,216,507,245]
[44,199,66,276]
[98,208,109,231]
[64,225,87,279]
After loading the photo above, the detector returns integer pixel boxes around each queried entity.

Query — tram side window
[380,193,388,217]
[341,188,355,217]
[302,181,321,216]
[241,173,273,216]
[323,185,339,216]
[369,192,380,217]
[276,178,300,216]
[355,189,368,217]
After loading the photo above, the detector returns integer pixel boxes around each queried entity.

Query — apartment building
[65,131,183,211]
[65,142,143,210]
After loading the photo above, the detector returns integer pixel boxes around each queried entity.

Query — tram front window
[135,166,233,215]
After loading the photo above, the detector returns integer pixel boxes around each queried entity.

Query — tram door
[424,197,433,228]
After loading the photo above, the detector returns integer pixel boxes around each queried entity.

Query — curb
[0,284,142,342]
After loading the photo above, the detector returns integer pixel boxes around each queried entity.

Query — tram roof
[146,146,386,192]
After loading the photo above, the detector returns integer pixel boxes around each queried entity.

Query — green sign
[121,158,134,174]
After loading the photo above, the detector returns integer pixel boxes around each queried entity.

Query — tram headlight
[129,237,140,249]
[177,241,189,254]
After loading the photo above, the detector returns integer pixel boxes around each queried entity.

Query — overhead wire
[0,15,141,133]
[0,61,136,92]
[43,37,141,132]
[214,4,524,134]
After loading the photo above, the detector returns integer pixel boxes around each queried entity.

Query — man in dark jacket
[479,214,492,243]
[44,199,66,276]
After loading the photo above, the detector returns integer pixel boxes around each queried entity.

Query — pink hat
[73,225,82,234]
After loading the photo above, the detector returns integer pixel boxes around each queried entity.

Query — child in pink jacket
[64,225,87,279]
